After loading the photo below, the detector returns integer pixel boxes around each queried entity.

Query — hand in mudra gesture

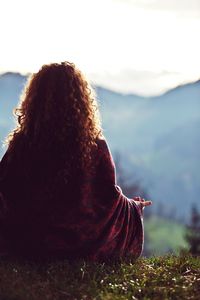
[133,196,152,216]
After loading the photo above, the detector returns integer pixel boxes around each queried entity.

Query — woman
[0,62,152,261]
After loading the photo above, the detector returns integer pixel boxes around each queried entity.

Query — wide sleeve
[87,138,144,259]
[95,138,143,217]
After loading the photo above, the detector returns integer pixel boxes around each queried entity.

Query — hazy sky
[0,0,200,96]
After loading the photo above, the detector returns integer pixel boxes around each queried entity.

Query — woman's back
[0,137,144,261]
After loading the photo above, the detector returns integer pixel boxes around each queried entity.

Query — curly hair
[5,62,103,186]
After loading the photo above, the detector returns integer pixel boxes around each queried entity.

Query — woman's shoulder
[96,136,110,152]
[95,135,109,147]
[95,136,108,152]
[95,136,113,159]
[0,150,11,173]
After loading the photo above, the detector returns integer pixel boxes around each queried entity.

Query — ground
[0,253,199,300]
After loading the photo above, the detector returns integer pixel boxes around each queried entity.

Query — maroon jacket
[0,138,144,261]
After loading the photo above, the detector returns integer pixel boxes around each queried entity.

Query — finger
[143,201,153,206]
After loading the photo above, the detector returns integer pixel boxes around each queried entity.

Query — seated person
[0,62,152,261]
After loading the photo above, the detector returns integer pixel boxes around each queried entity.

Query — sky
[0,0,200,96]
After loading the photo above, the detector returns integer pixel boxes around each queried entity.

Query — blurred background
[0,0,200,256]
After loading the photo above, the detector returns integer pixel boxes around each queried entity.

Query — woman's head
[6,62,103,183]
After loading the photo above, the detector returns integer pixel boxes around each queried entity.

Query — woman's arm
[95,138,129,202]
[95,138,152,215]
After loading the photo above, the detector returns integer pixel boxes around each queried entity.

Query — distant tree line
[184,204,200,256]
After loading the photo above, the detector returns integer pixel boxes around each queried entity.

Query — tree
[184,204,200,256]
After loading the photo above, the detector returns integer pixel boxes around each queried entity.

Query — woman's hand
[133,196,152,216]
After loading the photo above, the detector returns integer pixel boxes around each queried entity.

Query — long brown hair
[5,62,103,186]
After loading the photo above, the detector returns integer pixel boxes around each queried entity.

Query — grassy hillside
[145,216,188,255]
[0,254,199,299]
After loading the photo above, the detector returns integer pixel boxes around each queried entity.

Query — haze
[0,0,200,96]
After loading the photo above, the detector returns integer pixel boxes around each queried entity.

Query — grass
[0,253,199,300]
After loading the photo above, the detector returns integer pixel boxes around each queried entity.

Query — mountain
[95,81,200,221]
[0,72,27,136]
[0,72,200,221]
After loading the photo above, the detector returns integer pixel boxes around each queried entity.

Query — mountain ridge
[1,71,199,98]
